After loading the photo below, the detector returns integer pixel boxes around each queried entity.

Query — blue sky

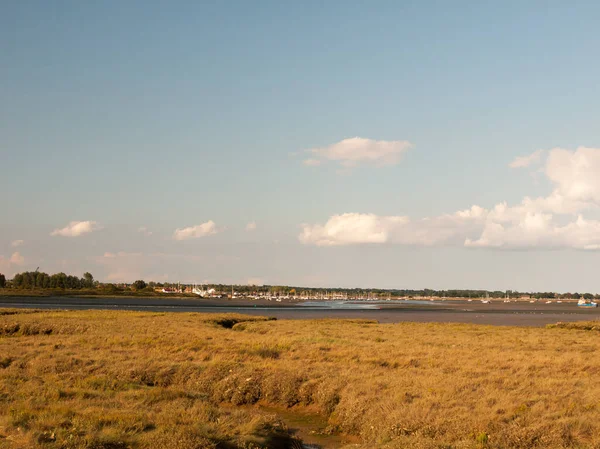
[2,1,600,292]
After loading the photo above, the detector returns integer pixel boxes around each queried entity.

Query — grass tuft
[547,320,600,331]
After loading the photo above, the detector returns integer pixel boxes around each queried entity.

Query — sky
[2,1,600,292]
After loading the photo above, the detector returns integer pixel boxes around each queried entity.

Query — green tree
[13,273,23,288]
[82,272,94,288]
[50,272,67,289]
[132,280,147,291]
[103,283,120,294]
[0,273,5,288]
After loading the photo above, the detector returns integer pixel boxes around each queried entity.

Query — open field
[2,310,600,448]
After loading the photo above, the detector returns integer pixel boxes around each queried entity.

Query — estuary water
[1,296,599,326]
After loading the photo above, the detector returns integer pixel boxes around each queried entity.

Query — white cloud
[299,209,488,247]
[509,149,545,168]
[300,147,600,251]
[51,221,102,237]
[545,146,600,203]
[138,226,153,236]
[465,214,600,250]
[300,213,409,246]
[0,251,25,277]
[245,221,257,231]
[304,137,413,169]
[10,252,25,265]
[11,240,24,248]
[393,206,487,246]
[173,221,219,241]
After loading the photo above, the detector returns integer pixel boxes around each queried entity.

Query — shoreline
[0,295,598,327]
[0,289,584,304]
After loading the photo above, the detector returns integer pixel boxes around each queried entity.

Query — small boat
[192,284,215,297]
[577,298,598,308]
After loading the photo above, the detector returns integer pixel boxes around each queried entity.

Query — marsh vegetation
[1,310,600,448]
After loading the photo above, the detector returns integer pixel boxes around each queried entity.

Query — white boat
[192,284,216,297]
[577,298,598,308]
[193,287,208,297]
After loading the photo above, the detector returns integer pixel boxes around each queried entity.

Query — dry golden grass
[1,310,600,449]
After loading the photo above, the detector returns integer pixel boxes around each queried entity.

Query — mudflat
[0,296,598,326]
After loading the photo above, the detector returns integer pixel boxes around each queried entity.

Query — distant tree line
[194,285,600,300]
[1,271,599,299]
[10,271,95,289]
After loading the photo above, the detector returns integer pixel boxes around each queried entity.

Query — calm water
[299,300,438,309]
[1,296,598,326]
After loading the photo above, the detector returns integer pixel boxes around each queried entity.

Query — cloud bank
[173,221,219,240]
[51,221,102,237]
[11,240,24,248]
[301,146,600,250]
[303,137,413,169]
